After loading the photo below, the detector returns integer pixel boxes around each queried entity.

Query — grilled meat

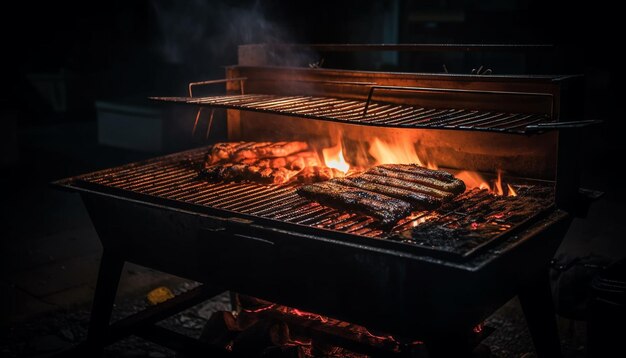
[296,163,466,225]
[336,177,440,209]
[297,182,412,225]
[201,163,298,185]
[202,142,318,184]
[207,141,309,164]
[294,166,345,183]
[231,141,309,162]
[358,174,455,200]
[366,165,465,194]
[206,142,249,165]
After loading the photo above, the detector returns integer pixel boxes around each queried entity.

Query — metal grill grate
[151,94,554,134]
[65,147,554,258]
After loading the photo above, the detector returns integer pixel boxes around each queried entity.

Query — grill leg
[519,268,562,358]
[85,250,125,355]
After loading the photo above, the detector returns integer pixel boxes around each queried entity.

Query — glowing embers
[392,186,554,253]
[227,295,424,357]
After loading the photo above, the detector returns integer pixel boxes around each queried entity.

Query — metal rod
[205,109,215,139]
[192,107,203,135]
[188,77,247,97]
[362,85,555,118]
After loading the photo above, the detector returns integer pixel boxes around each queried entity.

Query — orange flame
[494,170,504,196]
[507,184,518,197]
[368,137,437,169]
[322,142,350,174]
[455,170,517,196]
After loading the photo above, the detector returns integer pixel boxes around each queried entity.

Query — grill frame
[55,146,556,262]
[75,183,570,338]
[54,44,587,357]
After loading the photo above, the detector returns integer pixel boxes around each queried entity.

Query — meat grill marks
[357,174,454,201]
[298,164,466,225]
[207,141,309,164]
[335,177,440,209]
[296,181,412,226]
[366,165,465,194]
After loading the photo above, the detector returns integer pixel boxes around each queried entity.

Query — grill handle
[524,119,603,132]
[188,77,247,97]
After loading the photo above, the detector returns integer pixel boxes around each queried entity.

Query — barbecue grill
[54,44,595,357]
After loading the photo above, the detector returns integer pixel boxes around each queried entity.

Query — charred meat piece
[367,165,465,194]
[294,166,345,183]
[358,174,455,201]
[206,142,249,165]
[200,163,298,185]
[297,181,411,225]
[232,141,309,161]
[284,151,320,171]
[336,177,440,209]
[206,141,309,164]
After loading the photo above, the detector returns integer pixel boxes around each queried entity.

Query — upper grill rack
[152,94,554,134]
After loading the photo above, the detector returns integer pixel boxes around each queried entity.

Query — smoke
[151,0,318,71]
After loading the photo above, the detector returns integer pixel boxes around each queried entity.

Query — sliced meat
[367,165,465,194]
[297,181,411,225]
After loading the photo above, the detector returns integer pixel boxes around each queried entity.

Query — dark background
[1,1,623,355]
[1,0,620,192]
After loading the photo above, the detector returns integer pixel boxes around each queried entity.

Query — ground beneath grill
[0,281,586,358]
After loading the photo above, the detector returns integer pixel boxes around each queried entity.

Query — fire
[368,137,437,169]
[507,184,518,197]
[494,170,504,196]
[455,170,518,196]
[322,142,350,173]
[319,133,518,197]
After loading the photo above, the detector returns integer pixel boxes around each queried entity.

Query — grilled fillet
[358,173,455,201]
[336,177,440,209]
[297,182,411,225]
[366,165,465,194]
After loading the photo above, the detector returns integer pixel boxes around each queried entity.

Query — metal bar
[107,285,223,343]
[362,85,555,118]
[188,77,247,97]
[152,95,558,134]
